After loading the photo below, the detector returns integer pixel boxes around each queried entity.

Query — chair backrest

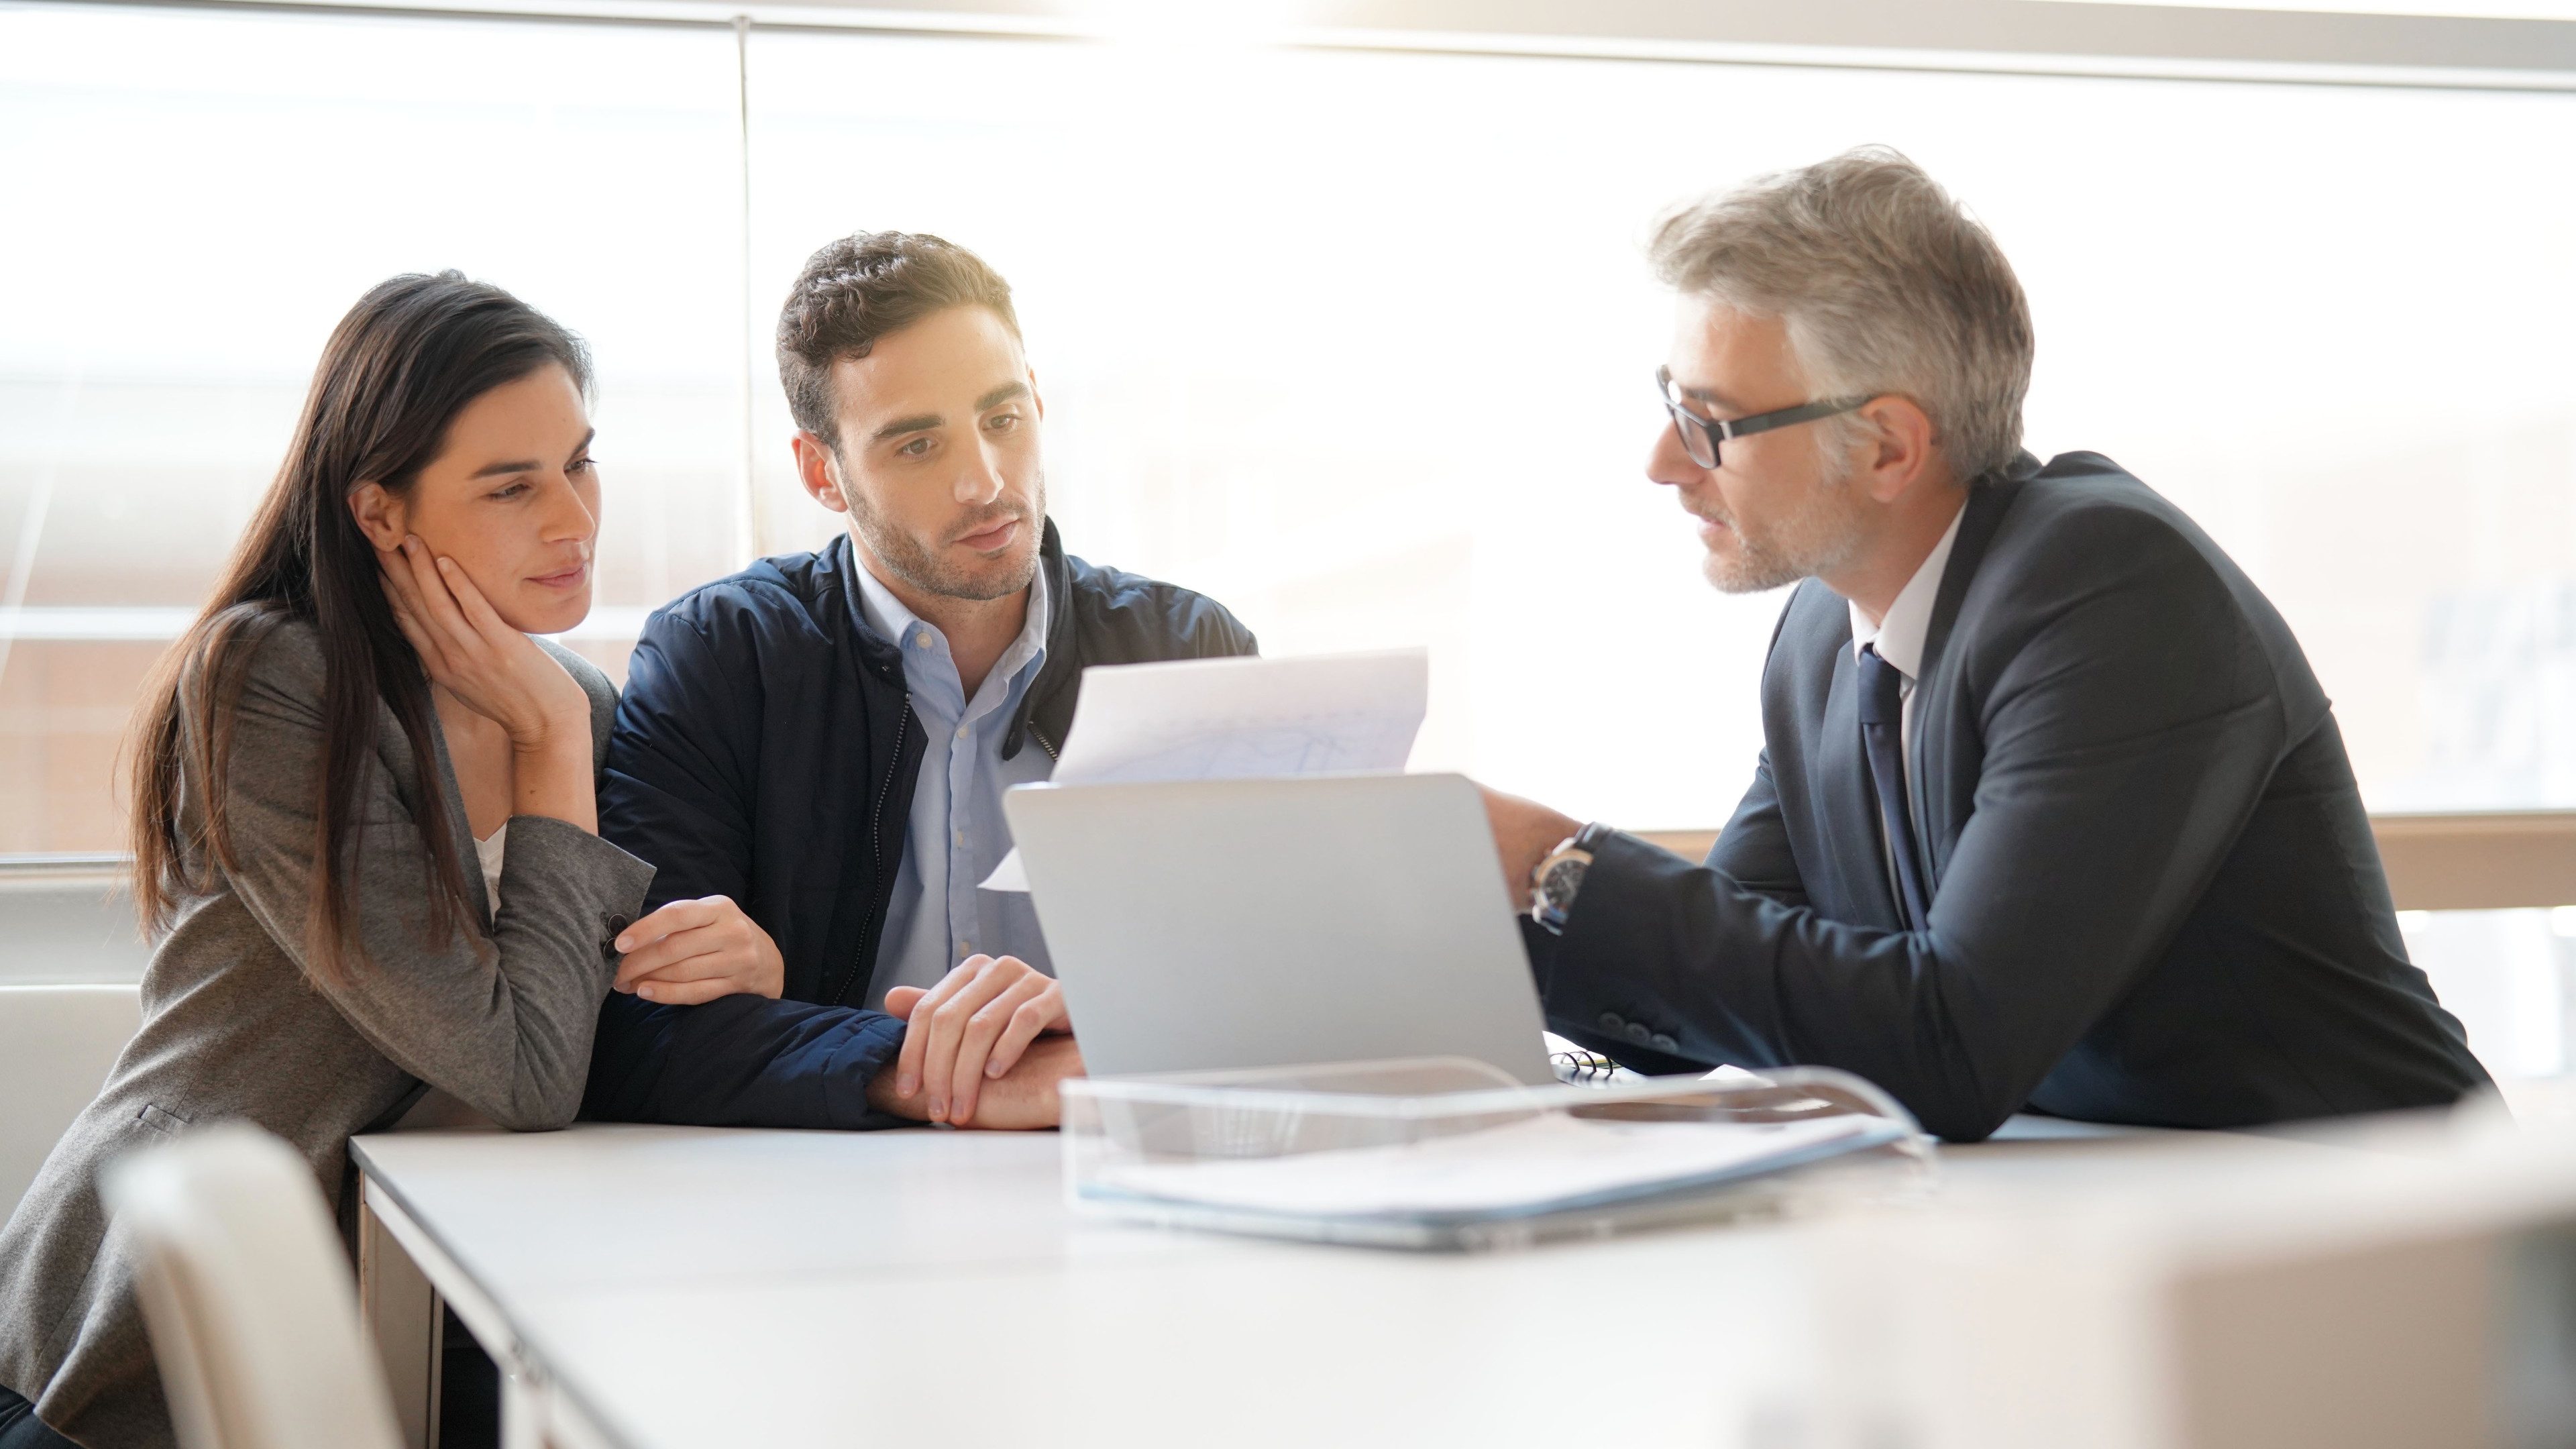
[100,1124,405,1449]
[0,864,153,986]
[0,983,143,1218]
[0,860,153,1219]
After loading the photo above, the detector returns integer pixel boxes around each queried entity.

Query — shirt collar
[1848,501,1966,682]
[852,554,925,648]
[852,549,1051,684]
[995,559,1050,684]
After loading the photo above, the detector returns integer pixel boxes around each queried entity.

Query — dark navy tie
[1856,644,1931,929]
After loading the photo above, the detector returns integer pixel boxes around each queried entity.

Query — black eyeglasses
[1657,365,1871,470]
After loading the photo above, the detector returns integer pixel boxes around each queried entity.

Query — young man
[1481,149,2489,1141]
[584,231,1254,1130]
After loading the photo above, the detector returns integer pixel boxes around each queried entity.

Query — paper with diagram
[980,648,1428,892]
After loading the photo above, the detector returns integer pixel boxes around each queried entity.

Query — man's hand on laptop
[876,954,1075,1126]
[611,896,788,1004]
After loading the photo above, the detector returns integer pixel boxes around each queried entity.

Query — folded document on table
[1089,1111,1903,1222]
[1062,1059,1931,1249]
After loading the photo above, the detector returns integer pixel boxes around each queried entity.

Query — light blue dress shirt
[853,561,1056,1010]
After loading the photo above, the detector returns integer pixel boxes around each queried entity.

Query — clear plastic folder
[1061,1057,1935,1250]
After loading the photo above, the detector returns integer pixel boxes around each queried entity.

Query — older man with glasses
[1479,147,2489,1141]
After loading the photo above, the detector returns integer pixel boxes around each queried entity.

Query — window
[0,4,741,851]
[8,1,2576,1081]
[740,31,2576,832]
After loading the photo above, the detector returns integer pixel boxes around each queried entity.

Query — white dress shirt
[1847,503,1966,901]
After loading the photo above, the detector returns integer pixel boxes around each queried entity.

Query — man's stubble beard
[840,460,1046,603]
[1698,454,1870,595]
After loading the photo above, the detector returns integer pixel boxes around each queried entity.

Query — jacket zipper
[838,694,910,1007]
[1027,722,1059,762]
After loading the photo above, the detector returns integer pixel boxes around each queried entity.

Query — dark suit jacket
[1527,451,2489,1142]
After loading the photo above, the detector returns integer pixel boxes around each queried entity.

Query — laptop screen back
[1002,772,1553,1085]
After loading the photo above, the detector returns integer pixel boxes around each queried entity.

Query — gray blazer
[0,620,653,1449]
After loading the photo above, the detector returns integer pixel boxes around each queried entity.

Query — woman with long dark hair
[0,272,653,1449]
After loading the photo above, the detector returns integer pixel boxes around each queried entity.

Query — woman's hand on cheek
[380,535,588,747]
[378,539,454,681]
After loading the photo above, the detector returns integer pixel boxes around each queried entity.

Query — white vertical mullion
[732,12,763,564]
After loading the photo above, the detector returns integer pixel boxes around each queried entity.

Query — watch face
[1541,857,1589,908]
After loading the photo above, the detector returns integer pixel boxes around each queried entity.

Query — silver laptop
[1002,772,1554,1085]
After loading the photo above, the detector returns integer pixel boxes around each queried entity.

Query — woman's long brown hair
[126,272,592,983]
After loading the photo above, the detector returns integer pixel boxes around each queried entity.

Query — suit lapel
[1907,458,2030,892]
[1813,639,1904,930]
[1913,459,2026,696]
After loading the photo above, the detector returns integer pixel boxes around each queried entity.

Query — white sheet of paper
[981,649,1428,892]
[1086,1112,1895,1220]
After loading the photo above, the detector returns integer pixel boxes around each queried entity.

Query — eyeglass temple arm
[1717,396,1874,441]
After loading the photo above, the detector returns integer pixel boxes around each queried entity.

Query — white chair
[0,869,154,988]
[0,983,143,1218]
[0,864,154,1220]
[100,1123,404,1449]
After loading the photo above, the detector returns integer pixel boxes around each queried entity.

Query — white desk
[347,1120,2355,1449]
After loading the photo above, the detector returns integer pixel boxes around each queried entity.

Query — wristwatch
[1529,824,1607,935]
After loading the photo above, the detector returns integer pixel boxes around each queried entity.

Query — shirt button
[955,725,969,741]
[954,828,967,847]
[914,634,934,649]
[957,939,973,957]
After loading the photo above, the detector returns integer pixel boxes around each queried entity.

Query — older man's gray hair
[1648,146,2034,482]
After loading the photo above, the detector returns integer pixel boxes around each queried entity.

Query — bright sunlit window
[0,5,743,851]
[7,3,2575,853]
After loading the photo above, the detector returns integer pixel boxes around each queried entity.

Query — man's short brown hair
[775,231,1020,448]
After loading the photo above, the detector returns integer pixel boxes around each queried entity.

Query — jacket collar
[1010,518,1077,760]
[1915,449,2037,689]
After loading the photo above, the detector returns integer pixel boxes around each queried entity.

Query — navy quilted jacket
[582,521,1254,1128]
